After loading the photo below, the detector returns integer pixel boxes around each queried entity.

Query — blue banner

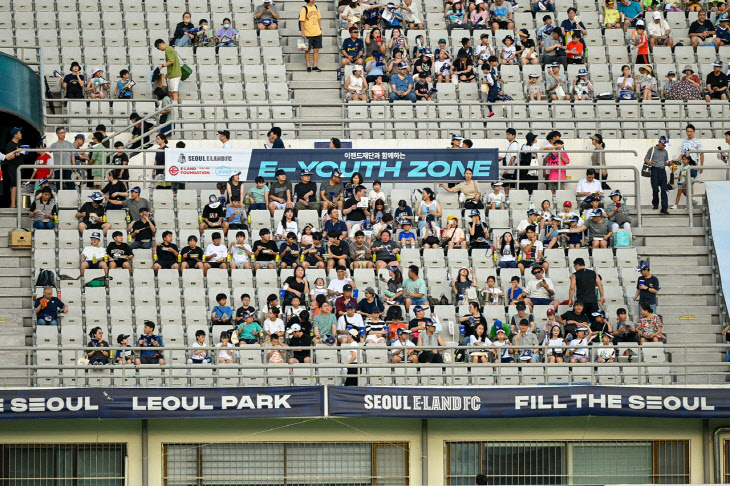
[165,148,499,182]
[0,387,324,421]
[327,386,730,419]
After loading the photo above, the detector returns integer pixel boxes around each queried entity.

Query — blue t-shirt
[618,1,642,19]
[392,74,414,92]
[394,206,414,220]
[506,287,524,303]
[303,243,326,266]
[342,38,364,57]
[399,231,416,241]
[324,219,348,236]
[35,297,65,319]
[226,206,246,225]
[212,305,232,321]
[383,11,403,27]
[281,242,300,265]
[139,334,164,358]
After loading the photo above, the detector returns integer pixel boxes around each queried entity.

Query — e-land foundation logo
[168,165,179,176]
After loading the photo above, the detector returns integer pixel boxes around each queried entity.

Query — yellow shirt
[604,8,620,24]
[299,4,322,37]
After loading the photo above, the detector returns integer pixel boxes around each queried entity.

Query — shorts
[86,261,101,269]
[272,201,287,210]
[139,355,161,364]
[156,261,176,269]
[495,19,510,28]
[307,35,323,49]
[242,338,259,344]
[709,91,727,99]
[545,181,560,191]
[167,76,181,93]
[85,223,103,230]
[502,172,516,187]
[208,262,224,268]
[520,260,538,268]
[110,259,129,267]
[184,259,201,267]
[408,296,427,306]
[500,356,515,363]
[529,297,553,305]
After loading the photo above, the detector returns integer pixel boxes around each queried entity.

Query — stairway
[0,209,33,387]
[278,0,346,137]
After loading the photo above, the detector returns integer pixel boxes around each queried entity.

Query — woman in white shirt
[616,64,635,97]
[496,231,519,268]
[542,324,565,363]
[344,66,369,101]
[468,323,494,363]
[216,332,236,364]
[344,329,360,386]
[275,208,298,247]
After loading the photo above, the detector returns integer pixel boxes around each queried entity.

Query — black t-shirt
[236,305,256,321]
[461,314,488,337]
[155,145,167,176]
[79,201,105,227]
[689,19,715,35]
[106,242,132,261]
[343,197,367,221]
[330,239,350,260]
[132,218,155,241]
[63,73,85,97]
[415,79,430,95]
[111,153,129,179]
[573,268,597,304]
[202,204,225,223]
[414,58,433,76]
[637,275,660,305]
[707,71,728,90]
[130,122,154,149]
[290,333,312,359]
[156,242,179,264]
[5,141,24,168]
[102,180,128,202]
[253,239,279,261]
[294,181,318,203]
[180,245,204,263]
[560,310,590,326]
[521,38,536,51]
[284,276,306,299]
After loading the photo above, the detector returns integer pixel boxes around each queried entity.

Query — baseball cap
[544,26,554,35]
[659,135,670,146]
[10,127,22,136]
[529,73,539,78]
[636,260,650,272]
[575,326,588,332]
[592,310,606,318]
[218,130,230,138]
[291,323,302,332]
[139,207,149,213]
[426,318,437,327]
[546,308,555,315]
[75,134,86,141]
[346,302,356,309]
[452,134,464,141]
[550,61,560,68]
[131,186,141,193]
[713,60,723,67]
[116,333,130,344]
[666,70,676,77]
[423,47,433,57]
[90,231,101,240]
[518,318,529,326]
[332,168,342,177]
[365,286,376,295]
[652,11,661,19]
[496,328,506,334]
[414,305,425,313]
[527,208,539,216]
[208,194,221,208]
[438,38,446,43]
[353,65,363,72]
[89,191,104,201]
[577,68,588,76]
[398,328,412,335]
[516,302,526,310]
[343,284,353,291]
[492,181,503,187]
[301,168,313,176]
[470,209,480,217]
[563,200,572,207]
[398,61,408,70]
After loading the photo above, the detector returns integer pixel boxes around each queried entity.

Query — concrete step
[299,126,350,138]
[637,245,708,256]
[651,265,713,276]
[289,80,342,90]
[642,236,705,246]
[286,54,340,65]
[299,106,343,118]
[650,275,709,286]
[648,256,708,266]
[641,216,690,227]
[631,226,706,237]
[291,70,339,82]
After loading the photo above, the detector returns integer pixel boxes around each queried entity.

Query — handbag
[527,156,540,177]
[554,85,566,99]
[641,147,655,178]
[181,63,193,81]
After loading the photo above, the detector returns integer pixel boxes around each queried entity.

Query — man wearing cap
[153,230,180,274]
[574,208,612,248]
[267,127,285,149]
[268,168,293,215]
[644,136,671,214]
[294,169,321,213]
[320,170,345,212]
[338,301,365,336]
[288,324,312,364]
[524,266,558,311]
[391,329,418,363]
[513,319,540,362]
[358,286,385,320]
[35,286,67,326]
[408,305,429,340]
[689,10,720,51]
[545,61,570,99]
[80,232,109,276]
[508,301,536,334]
[76,192,112,236]
[705,60,728,101]
[516,209,540,239]
[417,318,445,363]
[633,260,660,314]
[335,283,358,316]
[569,258,605,322]
[107,230,133,273]
[647,10,673,49]
[200,193,229,235]
[389,62,416,102]
[218,130,232,149]
[129,207,156,249]
[29,187,57,230]
[557,301,589,337]
[255,0,280,30]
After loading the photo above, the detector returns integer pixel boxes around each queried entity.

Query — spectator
[567,327,595,363]
[467,210,490,250]
[543,139,569,193]
[192,19,214,47]
[644,136,671,213]
[326,231,350,271]
[267,127,285,149]
[255,0,280,30]
[80,231,108,276]
[391,329,418,363]
[214,18,237,46]
[49,127,75,190]
[689,10,719,52]
[576,209,611,248]
[634,260,660,314]
[496,231,518,268]
[349,230,373,268]
[85,67,109,99]
[451,267,476,302]
[418,319,446,363]
[680,64,703,94]
[718,17,730,46]
[226,198,247,231]
[344,65,369,100]
[153,230,179,274]
[388,62,416,102]
[129,207,155,250]
[416,188,441,232]
[534,0,554,13]
[603,0,621,28]
[637,302,667,343]
[454,51,476,82]
[365,28,386,58]
[180,235,205,272]
[400,0,422,28]
[291,169,320,213]
[34,286,67,326]
[154,39,181,102]
[107,230,133,273]
[618,0,643,32]
[561,7,587,42]
[546,62,570,100]
[474,33,494,68]
[438,169,482,209]
[566,32,584,64]
[87,327,110,365]
[29,187,57,230]
[342,184,370,227]
[245,176,269,211]
[576,168,604,210]
[343,329,360,386]
[413,49,434,82]
[366,55,388,86]
[613,307,639,344]
[204,232,228,271]
[517,29,538,65]
[492,328,513,362]
[489,0,514,30]
[523,266,558,311]
[263,306,285,341]
[542,28,567,70]
[77,192,111,236]
[198,194,227,235]
[443,216,467,249]
[268,168,293,215]
[606,190,632,231]
[631,21,649,63]
[252,228,278,270]
[371,230,401,269]
[470,0,489,30]
[172,12,195,46]
[648,11,673,49]
[537,16,555,41]
[324,208,349,239]
[108,142,129,182]
[135,321,165,365]
[568,258,605,321]
[129,113,154,151]
[228,231,252,270]
[300,0,323,72]
[589,134,609,188]
[444,1,467,34]
[705,60,728,101]
[1,127,25,208]
[211,293,233,329]
[518,225,547,275]
[275,208,298,244]
[403,265,427,310]
[557,301,590,337]
[116,334,135,364]
[513,320,540,362]
[288,324,312,363]
[341,26,365,68]
[62,62,86,98]
[543,325,565,363]
[101,170,127,211]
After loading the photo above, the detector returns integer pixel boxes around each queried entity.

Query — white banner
[164,149,254,181]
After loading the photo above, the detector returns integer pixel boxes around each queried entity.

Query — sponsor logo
[215,166,239,177]
[168,166,179,176]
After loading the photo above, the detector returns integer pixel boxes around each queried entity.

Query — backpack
[35,269,56,288]
[85,276,112,288]
[300,4,319,31]
[613,230,631,247]
[385,305,403,322]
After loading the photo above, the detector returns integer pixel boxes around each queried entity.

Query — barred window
[164,442,409,486]
[446,440,689,485]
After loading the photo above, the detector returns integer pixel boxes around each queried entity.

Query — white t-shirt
[369,190,386,204]
[276,221,299,238]
[192,341,208,359]
[575,177,602,195]
[81,246,106,262]
[681,137,703,165]
[475,43,494,61]
[222,141,233,149]
[499,243,517,263]
[570,337,590,358]
[545,337,565,356]
[482,286,502,305]
[597,344,615,361]
[264,318,285,335]
[229,243,252,265]
[493,340,511,358]
[520,238,543,260]
[487,192,506,208]
[501,45,516,60]
[516,219,537,234]
[285,305,306,320]
[616,76,635,90]
[205,243,228,263]
[525,277,554,299]
[328,277,353,295]
[337,312,364,331]
[392,339,415,354]
[501,140,521,174]
[216,341,235,360]
[468,335,493,346]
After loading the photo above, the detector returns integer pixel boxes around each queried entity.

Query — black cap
[117,333,130,344]
[516,302,526,310]
[343,284,353,291]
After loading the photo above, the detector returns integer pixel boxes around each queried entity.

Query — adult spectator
[102,170,128,210]
[255,0,280,30]
[35,286,67,326]
[681,124,704,175]
[135,321,165,365]
[330,266,355,298]
[643,136,671,214]
[489,0,514,30]
[172,12,195,46]
[80,231,108,276]
[344,66,368,100]
[581,209,612,248]
[523,266,558,311]
[267,127,285,149]
[200,194,229,235]
[107,230,133,273]
[109,142,129,181]
[453,52,476,82]
[576,169,603,210]
[62,62,85,98]
[87,327,110,365]
[546,62,570,100]
[4,127,26,208]
[634,260,660,314]
[268,168,293,215]
[517,29,539,65]
[341,26,364,68]
[215,18,237,46]
[324,208,349,239]
[154,39,181,102]
[391,329,418,363]
[617,0,643,32]
[568,258,605,321]
[417,319,446,363]
[77,192,111,236]
[499,128,519,193]
[542,29,567,70]
[342,185,370,226]
[130,207,156,250]
[413,49,434,83]
[204,232,228,271]
[50,127,75,190]
[557,301,590,337]
[252,228,278,270]
[153,230,179,274]
[320,169,344,212]
[706,60,728,101]
[358,286,385,322]
[365,53,388,84]
[293,169,321,213]
[647,11,672,49]
[560,7,587,42]
[343,328,360,385]
[288,324,312,363]
[371,230,401,269]
[350,230,372,268]
[218,130,232,149]
[518,225,547,275]
[606,190,632,231]
[29,187,57,230]
[513,320,540,362]
[403,265,427,311]
[300,0,323,72]
[445,1,468,34]
[416,188,442,231]
[637,302,666,343]
[589,133,609,189]
[689,10,719,52]
[389,62,416,102]
[401,0,423,29]
[129,113,154,151]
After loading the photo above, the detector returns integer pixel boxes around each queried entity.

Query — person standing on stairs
[300,0,323,72]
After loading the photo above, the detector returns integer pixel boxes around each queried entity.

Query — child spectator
[180,235,205,272]
[572,68,593,100]
[267,334,287,363]
[492,328,513,362]
[370,76,387,100]
[216,332,236,363]
[114,69,133,99]
[500,35,517,64]
[235,294,256,325]
[301,232,326,269]
[234,312,263,344]
[603,0,621,28]
[205,232,228,270]
[496,232,519,268]
[566,32,584,64]
[245,176,269,211]
[226,198,248,231]
[279,232,300,269]
[596,332,616,363]
[631,22,649,63]
[228,231,252,270]
[525,73,544,100]
[398,219,417,247]
[480,275,504,305]
[211,293,233,329]
[135,321,165,365]
[115,334,134,364]
[506,276,524,304]
[264,306,285,341]
[487,181,506,209]
[253,228,279,270]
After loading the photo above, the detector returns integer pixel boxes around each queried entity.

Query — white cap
[652,11,661,19]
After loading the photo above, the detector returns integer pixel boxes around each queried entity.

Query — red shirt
[566,40,583,59]
[334,296,357,316]
[35,153,53,179]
